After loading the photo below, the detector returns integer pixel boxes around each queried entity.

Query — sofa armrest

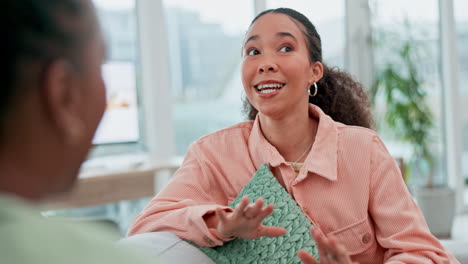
[119,232,214,264]
[440,240,468,264]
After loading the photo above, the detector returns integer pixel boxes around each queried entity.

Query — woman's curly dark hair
[243,8,374,129]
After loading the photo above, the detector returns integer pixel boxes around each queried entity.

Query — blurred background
[42,0,467,240]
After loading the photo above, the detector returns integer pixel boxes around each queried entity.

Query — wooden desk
[42,158,182,209]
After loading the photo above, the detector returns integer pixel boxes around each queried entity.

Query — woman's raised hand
[298,227,356,264]
[216,196,286,240]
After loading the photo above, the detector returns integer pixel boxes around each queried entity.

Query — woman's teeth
[259,89,278,93]
[256,83,285,92]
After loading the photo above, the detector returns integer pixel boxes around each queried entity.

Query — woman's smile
[254,80,286,98]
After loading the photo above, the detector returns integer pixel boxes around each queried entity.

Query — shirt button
[362,233,371,244]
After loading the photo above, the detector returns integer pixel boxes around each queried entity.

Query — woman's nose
[258,62,278,73]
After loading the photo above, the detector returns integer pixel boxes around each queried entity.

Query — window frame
[439,0,465,213]
[90,0,146,158]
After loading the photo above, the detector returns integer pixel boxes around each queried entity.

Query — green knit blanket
[194,164,319,263]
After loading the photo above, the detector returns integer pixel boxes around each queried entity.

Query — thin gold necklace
[292,142,313,163]
[288,141,314,172]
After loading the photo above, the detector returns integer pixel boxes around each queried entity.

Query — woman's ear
[310,61,324,83]
[40,59,85,146]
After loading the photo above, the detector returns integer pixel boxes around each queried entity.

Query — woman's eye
[279,46,292,52]
[247,49,260,56]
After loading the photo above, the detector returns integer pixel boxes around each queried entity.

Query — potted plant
[371,25,455,238]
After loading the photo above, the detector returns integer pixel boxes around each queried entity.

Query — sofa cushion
[193,164,319,263]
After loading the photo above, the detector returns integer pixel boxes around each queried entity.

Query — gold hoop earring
[308,82,318,97]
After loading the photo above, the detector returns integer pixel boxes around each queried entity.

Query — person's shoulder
[0,200,154,264]
[335,122,391,158]
[8,221,153,263]
[185,121,254,163]
[54,221,153,263]
[193,121,254,147]
[335,122,379,141]
[335,122,388,151]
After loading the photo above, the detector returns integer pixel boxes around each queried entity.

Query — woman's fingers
[298,250,319,264]
[216,207,229,222]
[243,198,264,218]
[328,236,352,263]
[245,199,272,219]
[311,227,330,262]
[257,225,287,238]
[252,198,265,214]
[218,196,285,240]
[250,202,275,228]
[310,227,353,264]
[240,197,272,220]
[259,203,274,217]
[232,196,250,218]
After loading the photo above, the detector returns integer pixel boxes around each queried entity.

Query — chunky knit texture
[194,164,319,263]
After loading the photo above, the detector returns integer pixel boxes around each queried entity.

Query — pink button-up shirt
[128,104,458,264]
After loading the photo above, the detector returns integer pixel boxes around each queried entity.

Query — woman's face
[241,13,316,119]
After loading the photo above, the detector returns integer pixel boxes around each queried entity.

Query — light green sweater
[0,194,152,264]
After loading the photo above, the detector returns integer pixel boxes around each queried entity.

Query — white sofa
[120,232,214,263]
[120,232,468,263]
[441,240,468,264]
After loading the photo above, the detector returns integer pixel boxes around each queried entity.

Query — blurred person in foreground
[0,0,154,263]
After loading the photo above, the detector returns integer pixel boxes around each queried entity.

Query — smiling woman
[127,7,458,264]
[242,9,374,131]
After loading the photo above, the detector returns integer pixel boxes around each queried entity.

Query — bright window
[163,0,255,155]
[370,0,445,186]
[454,0,468,205]
[92,0,141,145]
